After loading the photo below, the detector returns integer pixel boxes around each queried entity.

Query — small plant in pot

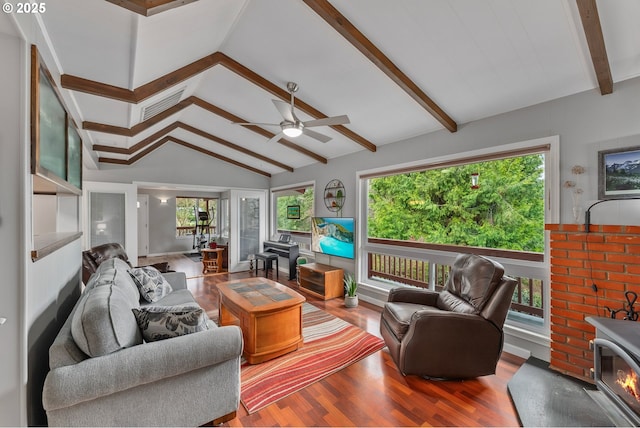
[344,273,358,308]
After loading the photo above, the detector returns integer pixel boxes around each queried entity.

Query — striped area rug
[240,303,386,414]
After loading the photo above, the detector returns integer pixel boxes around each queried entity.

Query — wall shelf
[324,179,345,213]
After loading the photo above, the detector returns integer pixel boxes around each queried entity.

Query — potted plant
[344,273,358,308]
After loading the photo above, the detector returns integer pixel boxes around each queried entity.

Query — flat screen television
[311,217,355,259]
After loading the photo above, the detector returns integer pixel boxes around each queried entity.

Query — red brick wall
[547,223,640,381]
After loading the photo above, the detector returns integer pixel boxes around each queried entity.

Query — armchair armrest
[388,287,439,306]
[43,325,242,411]
[404,310,503,358]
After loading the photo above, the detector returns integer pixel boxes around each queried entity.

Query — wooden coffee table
[217,277,306,364]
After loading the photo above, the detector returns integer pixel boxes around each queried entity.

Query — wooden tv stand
[298,263,344,300]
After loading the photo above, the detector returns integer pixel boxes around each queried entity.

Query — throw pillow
[129,266,172,303]
[131,305,209,342]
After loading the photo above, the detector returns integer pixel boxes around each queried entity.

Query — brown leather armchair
[82,242,170,284]
[380,253,517,379]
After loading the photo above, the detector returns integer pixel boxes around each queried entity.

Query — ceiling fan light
[282,123,303,138]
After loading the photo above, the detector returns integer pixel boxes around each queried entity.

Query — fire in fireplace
[587,317,640,426]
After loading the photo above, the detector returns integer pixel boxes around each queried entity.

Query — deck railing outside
[368,252,543,318]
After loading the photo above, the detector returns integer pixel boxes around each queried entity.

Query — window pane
[275,186,313,232]
[176,197,217,238]
[367,154,545,253]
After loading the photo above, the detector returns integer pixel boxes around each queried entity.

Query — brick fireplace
[547,223,640,381]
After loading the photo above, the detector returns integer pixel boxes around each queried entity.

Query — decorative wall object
[598,145,640,199]
[287,205,301,219]
[324,179,345,214]
[30,44,82,195]
[563,165,585,223]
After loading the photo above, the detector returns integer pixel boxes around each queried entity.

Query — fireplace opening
[597,341,640,420]
[587,316,640,427]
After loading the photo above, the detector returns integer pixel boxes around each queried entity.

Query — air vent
[141,88,185,121]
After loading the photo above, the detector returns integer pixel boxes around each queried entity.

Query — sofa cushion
[131,306,210,342]
[144,289,198,307]
[71,282,143,357]
[87,258,140,305]
[129,266,173,303]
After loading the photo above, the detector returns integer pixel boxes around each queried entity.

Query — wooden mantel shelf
[32,232,82,262]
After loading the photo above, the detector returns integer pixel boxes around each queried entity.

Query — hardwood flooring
[140,253,524,427]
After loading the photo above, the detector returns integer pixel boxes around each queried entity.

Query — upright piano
[263,240,299,280]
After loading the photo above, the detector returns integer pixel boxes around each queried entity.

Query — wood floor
[140,253,525,427]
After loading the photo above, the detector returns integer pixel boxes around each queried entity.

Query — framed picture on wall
[287,205,301,219]
[598,145,640,199]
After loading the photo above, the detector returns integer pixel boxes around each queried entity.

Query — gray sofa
[42,258,243,427]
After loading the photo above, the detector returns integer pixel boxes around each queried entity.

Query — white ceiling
[21,0,640,176]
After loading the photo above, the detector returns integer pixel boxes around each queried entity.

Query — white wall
[0,30,26,427]
[4,12,85,426]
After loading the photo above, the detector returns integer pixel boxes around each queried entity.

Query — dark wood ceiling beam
[93,120,294,172]
[84,96,328,163]
[219,53,377,152]
[99,135,271,177]
[176,122,294,172]
[170,136,271,177]
[576,0,613,95]
[61,52,224,103]
[83,98,193,136]
[191,97,328,164]
[106,0,199,17]
[63,52,375,152]
[303,0,457,133]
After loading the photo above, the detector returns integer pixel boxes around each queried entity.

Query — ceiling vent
[141,88,185,121]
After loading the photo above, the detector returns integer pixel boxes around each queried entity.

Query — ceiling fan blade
[272,99,295,123]
[266,132,285,145]
[303,115,350,128]
[303,128,332,143]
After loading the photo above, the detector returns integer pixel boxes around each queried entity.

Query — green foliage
[176,198,217,234]
[367,155,545,253]
[277,188,314,232]
[343,273,358,297]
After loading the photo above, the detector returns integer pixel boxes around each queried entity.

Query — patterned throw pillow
[129,266,172,303]
[131,305,209,342]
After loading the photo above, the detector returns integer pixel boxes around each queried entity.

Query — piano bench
[255,252,279,279]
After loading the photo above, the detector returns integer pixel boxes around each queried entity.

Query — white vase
[345,295,358,308]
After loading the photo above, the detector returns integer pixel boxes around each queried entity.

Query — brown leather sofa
[82,242,170,284]
[380,253,517,379]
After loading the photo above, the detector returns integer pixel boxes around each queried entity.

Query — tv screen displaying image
[311,217,355,259]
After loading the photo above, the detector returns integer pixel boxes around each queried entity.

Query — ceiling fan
[235,82,350,144]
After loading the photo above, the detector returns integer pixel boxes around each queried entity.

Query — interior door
[228,189,267,272]
[83,181,138,261]
[137,195,149,257]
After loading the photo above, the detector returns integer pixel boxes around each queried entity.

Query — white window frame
[356,136,559,344]
[270,181,315,253]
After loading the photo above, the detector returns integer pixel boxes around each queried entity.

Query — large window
[360,137,558,334]
[274,185,314,233]
[367,154,545,254]
[176,197,218,238]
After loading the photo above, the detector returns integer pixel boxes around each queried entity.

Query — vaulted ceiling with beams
[24,0,640,177]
